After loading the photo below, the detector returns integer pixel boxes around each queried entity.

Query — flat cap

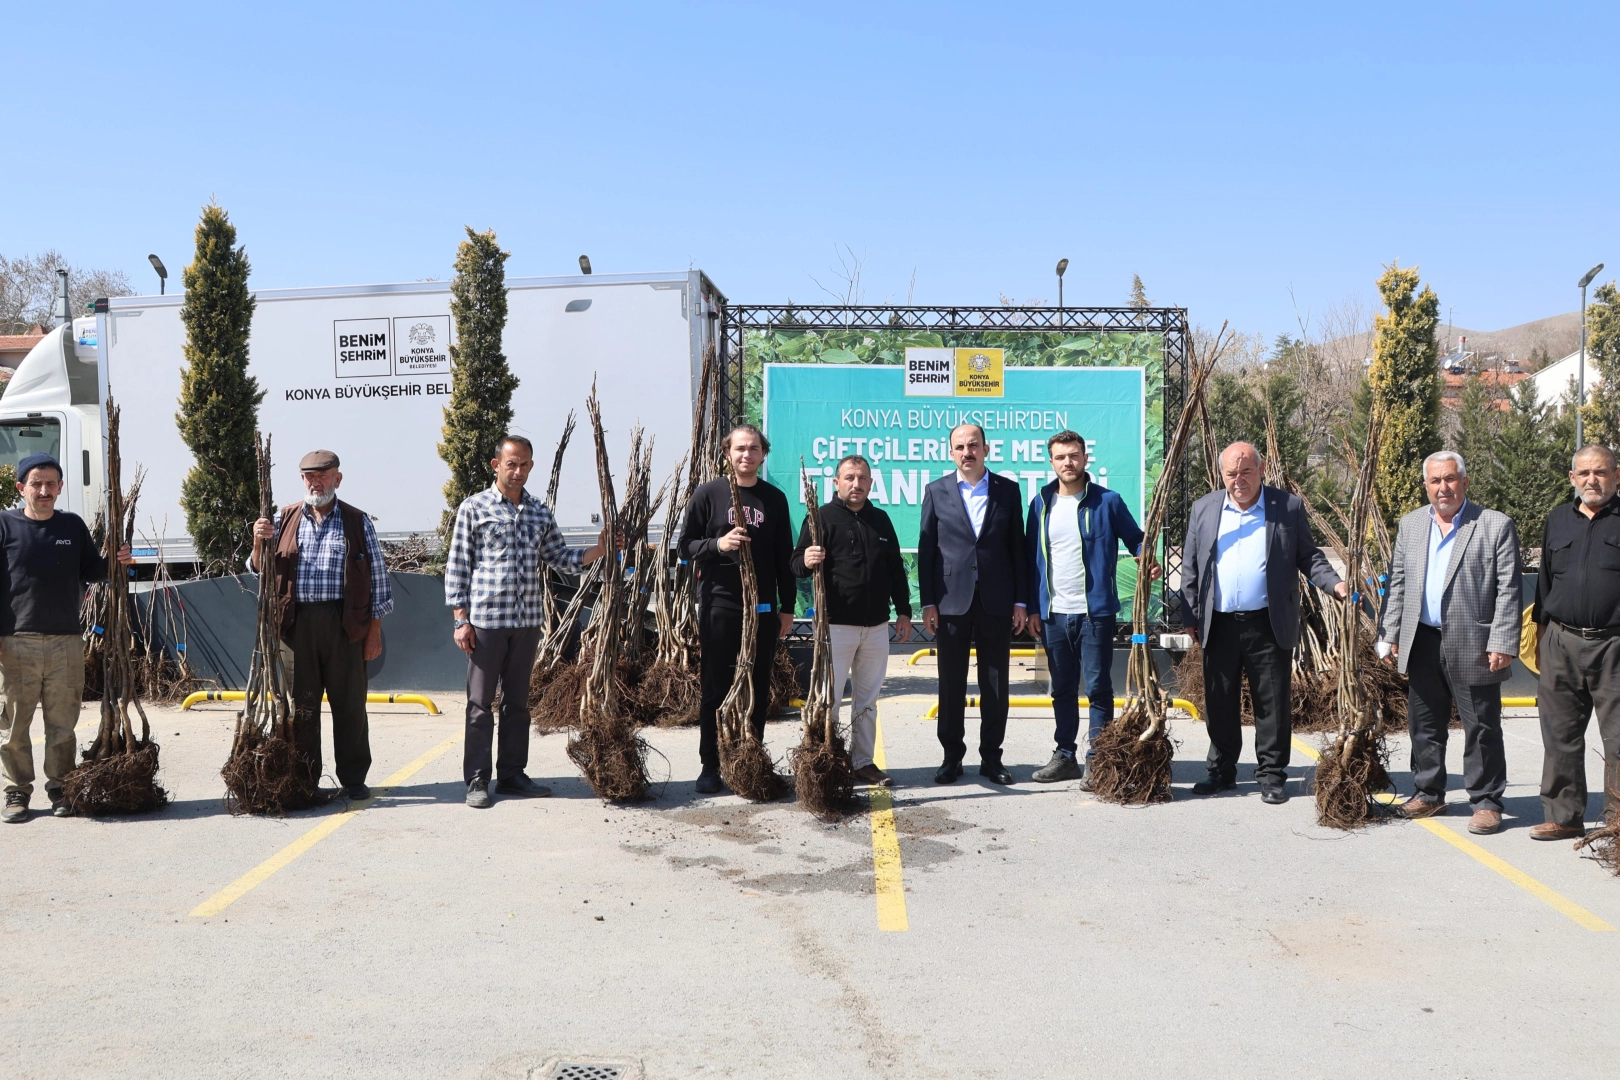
[298,449,340,471]
[15,452,62,482]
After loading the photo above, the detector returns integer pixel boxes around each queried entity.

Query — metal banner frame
[717,303,1191,630]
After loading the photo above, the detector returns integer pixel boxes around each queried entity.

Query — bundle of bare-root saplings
[638,344,721,727]
[790,462,856,819]
[715,468,785,801]
[564,383,653,801]
[1311,409,1395,829]
[1089,326,1226,804]
[220,434,325,814]
[63,402,168,815]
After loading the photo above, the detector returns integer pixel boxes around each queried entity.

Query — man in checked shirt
[445,435,609,808]
[252,450,393,800]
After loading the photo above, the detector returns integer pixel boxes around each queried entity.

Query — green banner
[762,362,1146,545]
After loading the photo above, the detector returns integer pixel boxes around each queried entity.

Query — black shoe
[1191,775,1236,796]
[1259,784,1289,805]
[694,768,724,795]
[345,784,371,801]
[979,762,1015,785]
[466,781,491,809]
[3,791,29,823]
[1032,751,1083,784]
[494,774,552,798]
[49,791,71,818]
[934,758,964,784]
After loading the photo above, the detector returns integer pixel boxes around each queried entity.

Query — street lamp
[1055,258,1068,311]
[148,254,168,295]
[1576,262,1605,449]
[578,255,592,275]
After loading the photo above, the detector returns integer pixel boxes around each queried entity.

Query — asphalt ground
[6,653,1620,1080]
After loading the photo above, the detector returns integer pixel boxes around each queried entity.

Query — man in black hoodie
[793,455,912,786]
[678,424,797,794]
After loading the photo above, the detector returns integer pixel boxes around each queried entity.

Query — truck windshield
[0,419,62,475]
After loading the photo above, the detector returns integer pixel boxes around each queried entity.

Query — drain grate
[550,1065,624,1080]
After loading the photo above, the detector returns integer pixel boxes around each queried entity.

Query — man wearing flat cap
[252,450,391,800]
[1,453,133,823]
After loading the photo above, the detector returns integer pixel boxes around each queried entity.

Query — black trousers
[1202,609,1290,785]
[464,624,544,785]
[1538,622,1620,828]
[697,605,780,770]
[935,591,1012,766]
[1406,623,1506,810]
[289,601,371,788]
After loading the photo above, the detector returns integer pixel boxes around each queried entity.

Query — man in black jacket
[793,455,912,787]
[917,423,1031,785]
[1,453,133,823]
[678,424,797,795]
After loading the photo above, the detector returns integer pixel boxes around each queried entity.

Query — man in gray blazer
[1182,442,1346,803]
[1378,450,1521,835]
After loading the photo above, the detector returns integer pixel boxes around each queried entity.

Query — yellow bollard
[180,690,441,715]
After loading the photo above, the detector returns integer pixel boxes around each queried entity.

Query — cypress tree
[1452,373,1503,505]
[438,227,516,531]
[1494,379,1572,546]
[176,203,261,572]
[1368,263,1441,523]
[1579,281,1620,448]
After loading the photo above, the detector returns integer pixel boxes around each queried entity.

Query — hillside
[1327,311,1582,370]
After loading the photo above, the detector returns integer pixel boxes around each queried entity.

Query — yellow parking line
[869,708,909,932]
[190,734,460,918]
[1291,736,1614,932]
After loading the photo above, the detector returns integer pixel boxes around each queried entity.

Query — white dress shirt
[957,471,989,537]
[1214,488,1269,612]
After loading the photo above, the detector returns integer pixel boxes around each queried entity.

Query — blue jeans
[1042,612,1115,756]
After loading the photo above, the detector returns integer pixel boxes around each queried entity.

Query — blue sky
[5,2,1614,341]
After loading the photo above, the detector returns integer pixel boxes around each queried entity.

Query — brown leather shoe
[1529,821,1585,841]
[853,764,893,787]
[1468,808,1503,835]
[1398,796,1447,819]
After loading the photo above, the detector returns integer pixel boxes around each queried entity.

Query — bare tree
[0,251,133,333]
[808,244,867,305]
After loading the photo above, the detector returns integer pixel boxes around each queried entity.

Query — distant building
[1441,369,1528,412]
[1527,348,1597,408]
[0,327,46,373]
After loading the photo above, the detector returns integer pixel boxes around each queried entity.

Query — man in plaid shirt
[446,435,608,808]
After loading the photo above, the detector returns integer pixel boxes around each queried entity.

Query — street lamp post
[1055,258,1068,313]
[148,254,168,295]
[578,255,592,275]
[1576,262,1605,449]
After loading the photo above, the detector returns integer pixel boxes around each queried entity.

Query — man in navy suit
[918,423,1032,785]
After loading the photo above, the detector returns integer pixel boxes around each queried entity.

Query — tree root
[62,741,168,816]
[721,736,783,802]
[791,731,857,821]
[566,708,652,802]
[1088,708,1175,805]
[1312,730,1392,829]
[221,728,325,816]
[637,660,701,727]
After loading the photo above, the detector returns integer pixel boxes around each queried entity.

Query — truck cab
[0,319,103,519]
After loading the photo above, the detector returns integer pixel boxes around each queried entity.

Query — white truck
[0,271,724,560]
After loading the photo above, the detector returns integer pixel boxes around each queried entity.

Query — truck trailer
[0,271,724,560]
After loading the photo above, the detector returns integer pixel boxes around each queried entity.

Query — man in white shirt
[1023,431,1148,785]
[1181,442,1345,803]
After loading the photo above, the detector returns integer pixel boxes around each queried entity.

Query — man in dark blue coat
[1024,430,1148,786]
[918,423,1031,785]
